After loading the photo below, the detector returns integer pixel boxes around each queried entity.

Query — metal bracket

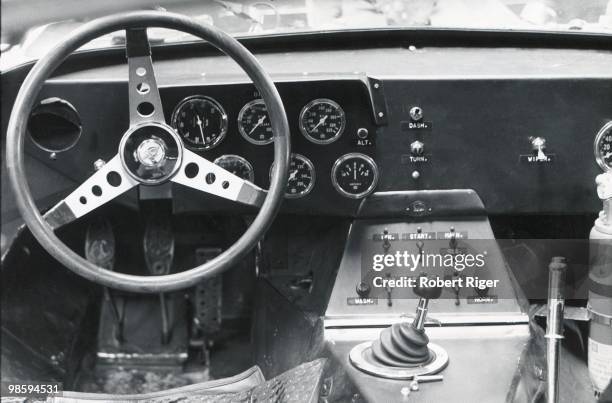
[364,76,388,126]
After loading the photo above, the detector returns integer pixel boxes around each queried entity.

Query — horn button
[119,122,183,184]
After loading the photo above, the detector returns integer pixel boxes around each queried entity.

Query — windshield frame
[2,25,611,74]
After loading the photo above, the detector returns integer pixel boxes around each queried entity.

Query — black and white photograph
[1,1,611,402]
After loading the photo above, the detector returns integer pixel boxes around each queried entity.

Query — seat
[46,359,326,403]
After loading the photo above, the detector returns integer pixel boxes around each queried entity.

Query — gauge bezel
[213,154,255,183]
[299,98,346,145]
[237,99,273,145]
[594,121,612,172]
[269,153,316,198]
[331,152,379,199]
[170,95,228,151]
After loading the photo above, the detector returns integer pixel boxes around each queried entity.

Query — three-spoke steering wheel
[5,11,290,293]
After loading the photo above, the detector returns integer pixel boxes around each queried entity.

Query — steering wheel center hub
[119,122,183,185]
[136,138,166,167]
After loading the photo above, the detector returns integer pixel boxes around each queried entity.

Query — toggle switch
[530,136,548,162]
[356,281,371,298]
[410,140,425,156]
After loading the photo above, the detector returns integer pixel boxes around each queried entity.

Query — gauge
[214,154,255,182]
[270,153,315,198]
[299,98,346,144]
[171,96,228,150]
[595,121,612,172]
[238,99,273,145]
[332,153,379,199]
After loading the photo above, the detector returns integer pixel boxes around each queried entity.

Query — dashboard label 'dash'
[400,120,433,131]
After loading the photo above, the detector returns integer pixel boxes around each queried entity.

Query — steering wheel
[5,11,290,293]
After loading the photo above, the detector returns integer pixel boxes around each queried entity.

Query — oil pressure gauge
[270,153,315,198]
[299,99,345,144]
[595,122,612,171]
[238,99,273,145]
[332,153,379,199]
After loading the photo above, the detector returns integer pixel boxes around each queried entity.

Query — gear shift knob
[414,273,443,300]
[412,273,441,331]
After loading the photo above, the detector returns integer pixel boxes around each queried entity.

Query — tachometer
[270,153,315,198]
[595,121,612,171]
[214,154,255,182]
[171,96,227,150]
[238,99,273,145]
[332,153,378,199]
[299,99,345,144]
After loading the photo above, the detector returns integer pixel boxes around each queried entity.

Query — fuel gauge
[214,154,255,182]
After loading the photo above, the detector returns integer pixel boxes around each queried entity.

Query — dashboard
[2,43,612,219]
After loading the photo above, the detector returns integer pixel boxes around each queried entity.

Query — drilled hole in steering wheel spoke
[136,82,150,94]
[185,163,199,179]
[106,171,122,187]
[137,102,154,117]
[205,173,216,184]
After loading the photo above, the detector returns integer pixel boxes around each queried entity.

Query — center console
[322,190,530,402]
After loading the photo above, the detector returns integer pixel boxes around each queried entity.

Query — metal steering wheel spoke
[126,28,166,126]
[172,149,266,208]
[44,155,138,230]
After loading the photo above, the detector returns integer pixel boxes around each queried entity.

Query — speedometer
[595,122,612,172]
[238,99,273,145]
[299,99,345,144]
[332,153,379,199]
[171,96,227,150]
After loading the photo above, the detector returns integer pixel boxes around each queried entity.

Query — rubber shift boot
[371,323,431,367]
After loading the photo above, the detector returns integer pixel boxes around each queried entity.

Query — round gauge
[299,98,346,144]
[270,153,315,198]
[595,121,612,171]
[332,153,379,199]
[238,99,273,145]
[171,96,228,150]
[214,154,255,182]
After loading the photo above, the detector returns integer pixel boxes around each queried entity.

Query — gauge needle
[289,170,298,181]
[195,114,206,143]
[353,162,357,180]
[311,115,329,132]
[604,152,612,159]
[249,115,267,135]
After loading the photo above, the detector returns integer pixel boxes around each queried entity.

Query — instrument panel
[16,73,612,217]
[160,80,380,207]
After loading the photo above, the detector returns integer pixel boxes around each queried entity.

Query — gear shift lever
[370,273,443,367]
[350,272,449,379]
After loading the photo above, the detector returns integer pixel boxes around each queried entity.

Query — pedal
[85,218,124,342]
[143,214,174,276]
[143,212,175,345]
[85,217,115,270]
[193,247,223,336]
